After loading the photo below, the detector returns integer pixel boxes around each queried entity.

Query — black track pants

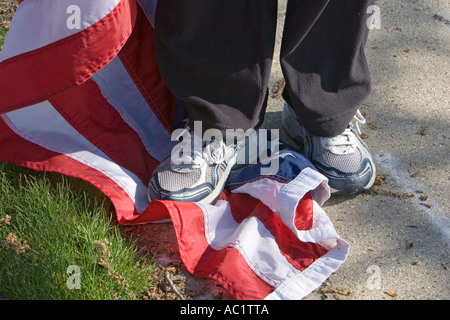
[154,0,374,138]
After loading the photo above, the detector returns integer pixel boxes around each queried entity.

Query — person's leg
[149,0,278,204]
[280,0,376,195]
[154,0,278,138]
[281,0,374,137]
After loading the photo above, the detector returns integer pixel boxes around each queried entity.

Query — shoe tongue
[325,126,359,153]
[326,134,356,155]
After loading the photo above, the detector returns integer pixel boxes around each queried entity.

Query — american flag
[0,0,349,300]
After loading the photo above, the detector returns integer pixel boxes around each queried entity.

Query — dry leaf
[375,174,387,185]
[0,214,11,227]
[4,232,30,254]
[385,290,398,298]
[420,127,427,136]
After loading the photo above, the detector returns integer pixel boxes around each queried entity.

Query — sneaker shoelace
[204,140,236,164]
[171,127,235,169]
[321,110,366,150]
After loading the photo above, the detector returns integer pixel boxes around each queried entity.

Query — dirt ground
[122,223,235,300]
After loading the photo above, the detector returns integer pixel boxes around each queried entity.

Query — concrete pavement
[265,0,449,300]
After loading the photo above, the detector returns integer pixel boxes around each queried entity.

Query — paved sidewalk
[265,0,449,299]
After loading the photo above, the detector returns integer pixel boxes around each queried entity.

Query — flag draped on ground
[0,0,349,300]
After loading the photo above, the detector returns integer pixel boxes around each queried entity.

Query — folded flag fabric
[162,147,350,300]
[0,0,349,300]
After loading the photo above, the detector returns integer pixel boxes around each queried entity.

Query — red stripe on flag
[294,192,314,231]
[0,117,167,224]
[0,0,137,114]
[163,200,275,300]
[49,79,159,185]
[118,4,177,133]
[225,191,328,271]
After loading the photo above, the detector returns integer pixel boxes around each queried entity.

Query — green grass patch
[0,4,159,300]
[0,162,156,300]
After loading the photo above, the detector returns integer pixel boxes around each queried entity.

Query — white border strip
[265,237,349,300]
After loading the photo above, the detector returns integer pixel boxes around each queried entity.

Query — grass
[0,2,161,300]
[0,163,157,300]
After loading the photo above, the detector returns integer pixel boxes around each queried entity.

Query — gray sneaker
[148,128,237,204]
[282,104,376,195]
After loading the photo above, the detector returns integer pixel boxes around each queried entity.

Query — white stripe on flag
[92,56,174,161]
[2,101,149,213]
[0,0,121,62]
[201,201,303,288]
